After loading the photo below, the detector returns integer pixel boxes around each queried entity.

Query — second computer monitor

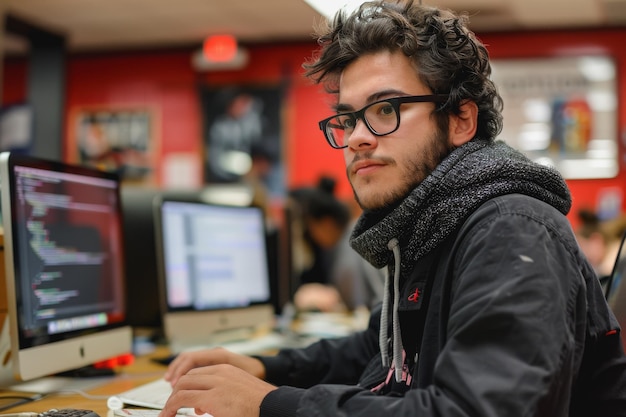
[153,197,274,351]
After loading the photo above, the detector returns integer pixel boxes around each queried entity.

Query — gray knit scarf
[349,138,572,381]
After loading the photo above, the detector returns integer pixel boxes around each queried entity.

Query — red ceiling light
[203,34,238,63]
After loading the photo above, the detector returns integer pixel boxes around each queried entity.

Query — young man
[159,1,626,416]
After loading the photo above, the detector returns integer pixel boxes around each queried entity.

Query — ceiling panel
[1,0,625,55]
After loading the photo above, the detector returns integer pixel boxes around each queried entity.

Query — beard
[350,126,453,212]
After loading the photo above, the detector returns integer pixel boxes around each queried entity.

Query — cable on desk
[0,396,37,403]
[0,394,46,413]
[0,388,108,412]
[44,389,109,401]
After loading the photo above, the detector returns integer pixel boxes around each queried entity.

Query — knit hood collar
[350,138,572,271]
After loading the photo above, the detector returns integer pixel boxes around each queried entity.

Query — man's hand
[164,347,266,386]
[160,364,277,417]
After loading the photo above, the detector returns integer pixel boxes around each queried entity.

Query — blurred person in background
[290,176,382,312]
[576,208,613,280]
[576,208,626,289]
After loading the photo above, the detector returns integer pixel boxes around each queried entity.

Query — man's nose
[347,118,377,149]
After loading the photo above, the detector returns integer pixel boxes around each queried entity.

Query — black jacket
[259,140,626,417]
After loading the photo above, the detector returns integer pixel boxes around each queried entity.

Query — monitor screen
[0,152,132,384]
[154,198,274,351]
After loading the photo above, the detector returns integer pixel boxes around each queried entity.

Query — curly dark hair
[303,0,503,141]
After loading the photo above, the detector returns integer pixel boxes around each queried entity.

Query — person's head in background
[303,0,502,212]
[290,176,351,250]
[289,176,352,312]
[576,208,626,286]
[576,208,609,276]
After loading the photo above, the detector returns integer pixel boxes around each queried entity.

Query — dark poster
[200,85,285,199]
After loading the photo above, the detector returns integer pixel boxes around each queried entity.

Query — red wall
[2,57,27,104]
[63,49,205,185]
[3,28,626,226]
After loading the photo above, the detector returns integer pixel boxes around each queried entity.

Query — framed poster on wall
[199,84,285,200]
[491,55,618,179]
[68,107,158,184]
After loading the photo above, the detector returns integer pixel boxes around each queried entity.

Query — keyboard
[110,378,172,409]
[40,409,100,417]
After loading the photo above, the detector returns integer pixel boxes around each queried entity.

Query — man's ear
[448,100,478,147]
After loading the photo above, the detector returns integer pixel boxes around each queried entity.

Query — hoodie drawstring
[379,263,391,369]
[379,237,405,382]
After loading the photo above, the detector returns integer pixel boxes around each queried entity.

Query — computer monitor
[120,184,265,333]
[120,186,163,332]
[120,186,203,333]
[0,152,132,386]
[153,197,274,352]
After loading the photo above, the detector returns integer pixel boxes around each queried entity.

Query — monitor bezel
[0,151,132,382]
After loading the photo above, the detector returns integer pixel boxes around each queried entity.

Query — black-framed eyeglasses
[318,94,448,149]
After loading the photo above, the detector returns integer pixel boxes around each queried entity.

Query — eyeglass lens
[325,100,399,148]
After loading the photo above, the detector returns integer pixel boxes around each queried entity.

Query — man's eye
[339,117,356,130]
[379,104,395,116]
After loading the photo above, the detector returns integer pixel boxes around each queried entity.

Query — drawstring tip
[395,370,403,383]
[381,357,389,368]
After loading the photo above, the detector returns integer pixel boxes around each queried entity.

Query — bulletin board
[67,107,159,184]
